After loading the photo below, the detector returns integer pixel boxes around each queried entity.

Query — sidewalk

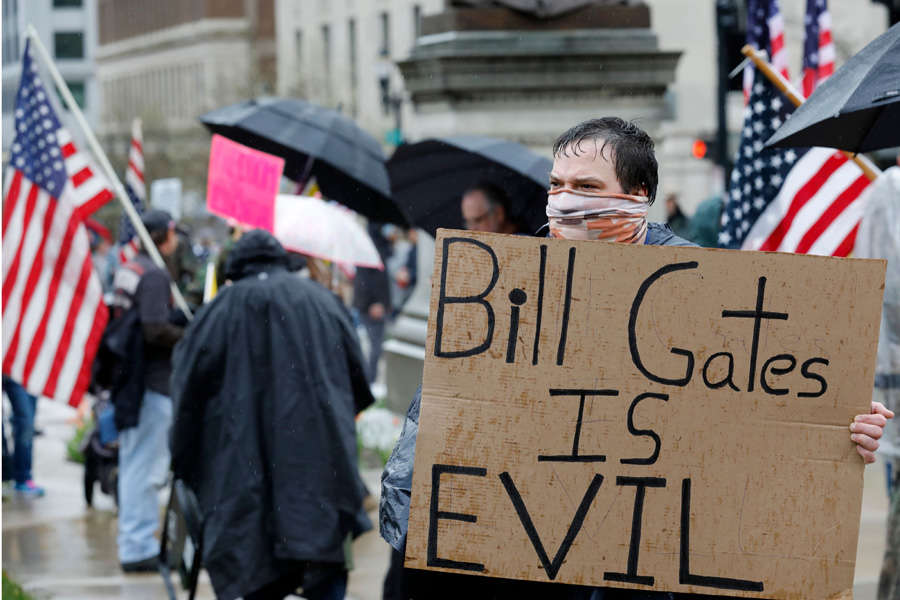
[1,397,891,599]
[2,398,390,599]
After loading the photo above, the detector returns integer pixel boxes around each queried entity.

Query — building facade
[275,0,889,216]
[94,0,276,201]
[275,0,446,147]
[2,0,101,155]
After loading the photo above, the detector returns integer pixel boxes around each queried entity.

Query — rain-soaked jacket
[380,223,701,600]
[171,230,374,600]
[855,167,900,459]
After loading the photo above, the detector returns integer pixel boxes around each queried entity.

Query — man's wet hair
[552,117,659,204]
[464,181,513,216]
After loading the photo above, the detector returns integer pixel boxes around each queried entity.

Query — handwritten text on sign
[206,134,284,232]
[406,231,886,599]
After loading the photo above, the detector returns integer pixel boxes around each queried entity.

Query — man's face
[160,228,179,257]
[462,190,504,232]
[549,140,627,196]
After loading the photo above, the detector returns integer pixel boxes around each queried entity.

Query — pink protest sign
[206,134,284,232]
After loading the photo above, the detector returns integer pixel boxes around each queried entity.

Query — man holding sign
[381,118,892,599]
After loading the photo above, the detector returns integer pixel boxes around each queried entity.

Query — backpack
[92,261,147,431]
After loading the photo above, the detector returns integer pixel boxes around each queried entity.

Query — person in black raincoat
[170,229,374,600]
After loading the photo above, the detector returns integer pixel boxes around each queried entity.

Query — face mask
[546,189,649,244]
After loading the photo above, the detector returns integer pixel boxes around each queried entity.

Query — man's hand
[368,303,386,320]
[850,401,895,464]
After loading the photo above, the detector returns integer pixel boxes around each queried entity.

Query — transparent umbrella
[273,194,384,270]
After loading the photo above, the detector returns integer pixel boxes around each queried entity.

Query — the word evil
[428,464,763,592]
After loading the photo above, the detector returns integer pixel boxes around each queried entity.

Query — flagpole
[741,44,881,183]
[25,25,193,319]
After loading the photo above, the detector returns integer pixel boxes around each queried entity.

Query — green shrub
[2,571,34,600]
[66,418,93,464]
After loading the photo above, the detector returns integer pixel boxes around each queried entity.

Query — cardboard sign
[406,230,886,599]
[206,134,284,231]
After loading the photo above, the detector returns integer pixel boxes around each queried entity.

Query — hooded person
[170,229,374,600]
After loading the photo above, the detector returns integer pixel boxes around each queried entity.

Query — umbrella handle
[296,155,316,194]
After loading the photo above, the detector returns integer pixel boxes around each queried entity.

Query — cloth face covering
[546,189,649,244]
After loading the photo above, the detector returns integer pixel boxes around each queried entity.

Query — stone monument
[382,1,681,412]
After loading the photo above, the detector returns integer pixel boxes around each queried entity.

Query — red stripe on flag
[79,188,114,218]
[3,195,58,375]
[69,300,108,407]
[819,30,832,46]
[72,166,93,188]
[759,152,848,251]
[42,253,93,398]
[834,222,860,258]
[802,69,815,99]
[794,174,870,254]
[127,159,144,182]
[2,171,24,238]
[2,183,40,309]
[771,33,784,55]
[20,207,83,387]
[131,138,143,154]
[61,143,77,158]
[819,63,834,78]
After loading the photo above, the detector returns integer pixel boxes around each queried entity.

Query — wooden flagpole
[741,44,880,182]
[26,25,193,319]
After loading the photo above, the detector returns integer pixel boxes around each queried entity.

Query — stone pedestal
[398,5,680,153]
[382,233,433,414]
[383,3,680,412]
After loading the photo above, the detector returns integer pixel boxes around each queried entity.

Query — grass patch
[2,571,34,600]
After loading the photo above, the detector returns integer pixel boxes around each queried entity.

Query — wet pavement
[1,397,892,599]
[2,398,391,599]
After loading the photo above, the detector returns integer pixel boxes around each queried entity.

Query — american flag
[2,41,113,407]
[802,0,835,99]
[117,118,145,263]
[719,0,870,256]
[744,0,788,100]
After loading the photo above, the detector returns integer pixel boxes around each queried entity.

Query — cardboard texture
[406,230,887,599]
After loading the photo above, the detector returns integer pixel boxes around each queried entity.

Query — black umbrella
[766,23,900,153]
[200,98,407,224]
[388,136,552,237]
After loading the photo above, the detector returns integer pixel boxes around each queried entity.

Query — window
[413,4,422,39]
[379,11,390,57]
[321,24,331,67]
[294,29,303,67]
[348,18,357,95]
[53,0,83,6]
[68,81,86,109]
[321,24,332,99]
[3,0,20,65]
[2,84,17,115]
[54,31,84,59]
[55,80,86,109]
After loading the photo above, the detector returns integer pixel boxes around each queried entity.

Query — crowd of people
[2,117,897,600]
